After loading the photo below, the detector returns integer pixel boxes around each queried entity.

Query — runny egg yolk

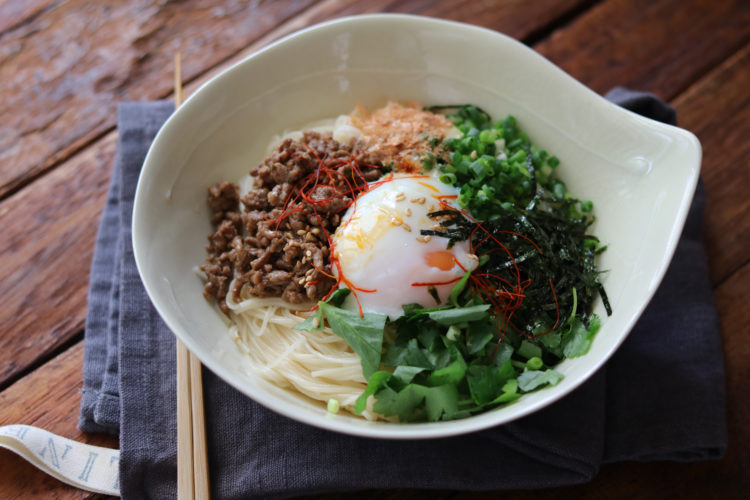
[425,250,456,271]
[331,174,479,318]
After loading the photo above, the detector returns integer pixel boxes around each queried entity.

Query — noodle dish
[199,102,611,422]
[132,14,701,438]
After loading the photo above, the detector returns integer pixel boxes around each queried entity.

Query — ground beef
[207,181,241,226]
[201,131,383,311]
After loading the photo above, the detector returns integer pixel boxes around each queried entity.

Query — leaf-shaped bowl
[133,14,700,438]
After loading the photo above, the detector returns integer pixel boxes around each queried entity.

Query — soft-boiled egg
[331,174,479,318]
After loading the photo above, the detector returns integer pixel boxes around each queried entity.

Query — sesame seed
[467,253,479,261]
[405,208,412,217]
[311,227,321,235]
[297,229,306,236]
[410,196,426,204]
[391,217,402,226]
[416,235,431,243]
[395,192,406,201]
[312,317,320,328]
[305,232,314,242]
[402,223,412,232]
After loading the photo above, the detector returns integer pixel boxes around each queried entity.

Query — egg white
[332,175,478,318]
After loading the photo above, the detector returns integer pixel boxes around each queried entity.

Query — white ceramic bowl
[133,14,700,439]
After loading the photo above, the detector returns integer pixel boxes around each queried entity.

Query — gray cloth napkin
[79,89,727,499]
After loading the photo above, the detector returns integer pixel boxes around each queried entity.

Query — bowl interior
[133,14,700,439]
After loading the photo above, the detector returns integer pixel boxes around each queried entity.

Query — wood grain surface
[0,0,318,198]
[0,0,747,498]
[675,42,750,285]
[535,0,750,100]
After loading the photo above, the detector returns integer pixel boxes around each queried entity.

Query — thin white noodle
[227,291,383,421]
[266,335,303,371]
[258,305,275,338]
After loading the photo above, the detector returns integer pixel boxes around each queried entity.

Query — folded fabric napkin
[79,88,727,499]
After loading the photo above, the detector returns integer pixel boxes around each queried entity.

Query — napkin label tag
[0,425,120,496]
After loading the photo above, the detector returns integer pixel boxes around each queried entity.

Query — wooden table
[1,0,747,498]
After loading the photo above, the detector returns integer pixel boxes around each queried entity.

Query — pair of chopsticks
[174,53,211,500]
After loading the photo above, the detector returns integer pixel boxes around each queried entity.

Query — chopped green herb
[517,369,564,391]
[317,301,386,378]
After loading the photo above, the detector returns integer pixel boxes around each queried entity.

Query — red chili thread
[435,194,458,201]
[410,277,463,287]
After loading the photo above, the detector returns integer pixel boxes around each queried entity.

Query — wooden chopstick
[176,338,195,498]
[188,352,210,498]
[174,52,211,500]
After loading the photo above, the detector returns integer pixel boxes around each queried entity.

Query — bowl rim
[133,13,701,439]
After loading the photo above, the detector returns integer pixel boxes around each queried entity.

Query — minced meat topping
[200,131,383,311]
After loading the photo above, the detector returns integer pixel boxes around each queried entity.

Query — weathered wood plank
[0,341,115,500]
[0,0,319,199]
[534,0,750,100]
[0,133,115,386]
[0,0,592,390]
[673,43,750,285]
[0,0,58,34]
[712,260,750,484]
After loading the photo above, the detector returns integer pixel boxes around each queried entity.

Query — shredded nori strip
[427,193,611,341]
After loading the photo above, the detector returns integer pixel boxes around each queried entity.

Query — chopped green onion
[327,398,340,414]
[440,172,457,185]
[509,149,526,164]
[526,356,544,370]
[553,181,566,199]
